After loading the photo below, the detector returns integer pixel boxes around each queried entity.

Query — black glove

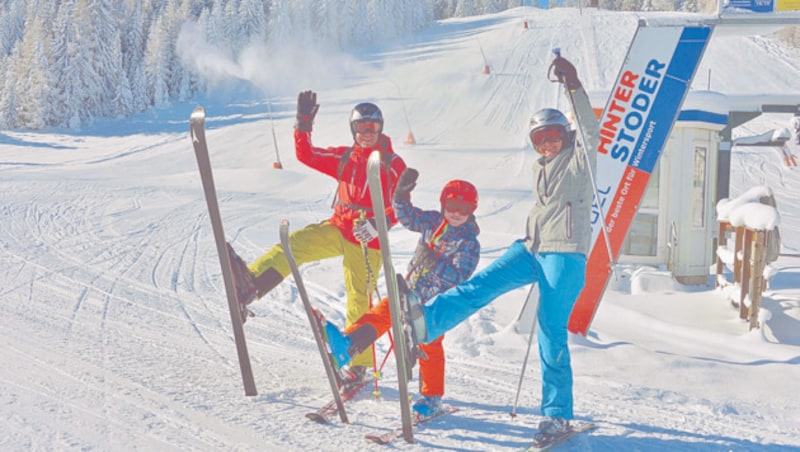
[353,218,379,243]
[551,56,582,90]
[413,241,437,272]
[295,90,319,132]
[393,168,419,203]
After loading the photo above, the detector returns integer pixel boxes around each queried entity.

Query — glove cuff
[295,116,313,132]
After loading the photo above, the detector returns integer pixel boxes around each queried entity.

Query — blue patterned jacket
[393,199,480,303]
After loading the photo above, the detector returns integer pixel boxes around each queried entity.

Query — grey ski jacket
[523,86,599,256]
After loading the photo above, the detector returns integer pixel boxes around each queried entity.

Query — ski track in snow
[1,7,800,451]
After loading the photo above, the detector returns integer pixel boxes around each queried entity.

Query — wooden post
[733,226,744,286]
[748,230,767,330]
[715,221,728,287]
[739,229,753,320]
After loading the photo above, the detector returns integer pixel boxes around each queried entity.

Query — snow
[2,7,800,451]
[681,90,730,117]
[717,186,779,229]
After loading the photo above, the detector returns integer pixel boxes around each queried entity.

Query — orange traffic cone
[405,131,416,145]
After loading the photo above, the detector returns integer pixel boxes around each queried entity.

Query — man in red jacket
[228,91,406,375]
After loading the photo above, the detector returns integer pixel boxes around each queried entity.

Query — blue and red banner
[568,25,713,335]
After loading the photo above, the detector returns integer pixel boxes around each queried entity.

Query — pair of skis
[279,151,417,434]
[192,106,356,417]
[292,151,418,439]
[190,108,416,439]
[190,107,257,397]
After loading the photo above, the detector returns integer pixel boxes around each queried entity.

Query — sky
[1,7,800,451]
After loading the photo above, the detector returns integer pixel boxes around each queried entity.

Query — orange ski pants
[346,296,445,397]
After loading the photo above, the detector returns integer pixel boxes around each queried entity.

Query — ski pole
[387,78,416,145]
[266,92,282,169]
[550,48,615,265]
[510,284,538,418]
[564,86,614,265]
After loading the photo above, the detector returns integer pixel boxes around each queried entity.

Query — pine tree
[145,15,171,108]
[0,51,20,128]
[14,15,50,129]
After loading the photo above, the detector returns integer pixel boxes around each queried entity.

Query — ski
[364,406,458,445]
[781,143,798,168]
[189,106,257,397]
[280,220,349,424]
[366,150,414,443]
[305,377,373,424]
[523,421,596,451]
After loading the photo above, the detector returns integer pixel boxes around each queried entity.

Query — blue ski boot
[321,319,352,369]
[412,395,442,419]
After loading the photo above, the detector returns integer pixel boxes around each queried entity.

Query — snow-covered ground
[2,7,800,451]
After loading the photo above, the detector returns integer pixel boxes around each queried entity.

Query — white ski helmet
[528,108,573,146]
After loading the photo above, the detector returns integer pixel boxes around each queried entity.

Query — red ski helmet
[440,180,478,214]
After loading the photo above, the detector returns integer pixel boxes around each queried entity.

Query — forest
[0,0,793,130]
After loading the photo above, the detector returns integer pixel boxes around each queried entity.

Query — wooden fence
[715,221,772,330]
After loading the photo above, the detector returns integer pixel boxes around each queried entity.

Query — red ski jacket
[294,129,406,249]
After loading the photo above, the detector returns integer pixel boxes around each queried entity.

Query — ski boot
[532,417,570,447]
[412,395,442,420]
[338,365,372,399]
[319,315,353,369]
[396,274,428,346]
[226,242,256,323]
[396,274,426,382]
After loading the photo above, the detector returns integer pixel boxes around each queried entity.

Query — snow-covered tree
[145,15,171,108]
[0,0,26,57]
[0,0,553,130]
[0,48,20,128]
[13,15,50,129]
[238,0,267,48]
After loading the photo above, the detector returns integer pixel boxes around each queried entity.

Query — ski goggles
[354,121,382,134]
[444,199,475,215]
[530,126,563,147]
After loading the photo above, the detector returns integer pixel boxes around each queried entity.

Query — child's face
[444,208,470,227]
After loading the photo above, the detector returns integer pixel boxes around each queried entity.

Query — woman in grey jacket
[402,55,599,444]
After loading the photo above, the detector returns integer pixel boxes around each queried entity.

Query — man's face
[354,121,381,148]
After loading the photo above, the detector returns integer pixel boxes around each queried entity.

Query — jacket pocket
[565,202,572,239]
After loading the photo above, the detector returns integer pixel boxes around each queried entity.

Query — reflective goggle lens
[530,127,563,147]
[355,122,380,134]
[445,199,475,215]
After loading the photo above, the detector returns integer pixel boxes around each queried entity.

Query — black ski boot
[396,274,427,381]
[226,242,257,323]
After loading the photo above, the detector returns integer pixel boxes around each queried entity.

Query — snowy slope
[1,7,800,451]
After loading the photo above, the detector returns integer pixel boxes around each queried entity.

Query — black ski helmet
[350,102,384,137]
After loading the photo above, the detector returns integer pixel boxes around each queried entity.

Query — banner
[724,0,775,12]
[722,0,800,12]
[776,0,800,10]
[568,25,714,335]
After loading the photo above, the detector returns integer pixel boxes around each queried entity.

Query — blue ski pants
[421,240,586,419]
